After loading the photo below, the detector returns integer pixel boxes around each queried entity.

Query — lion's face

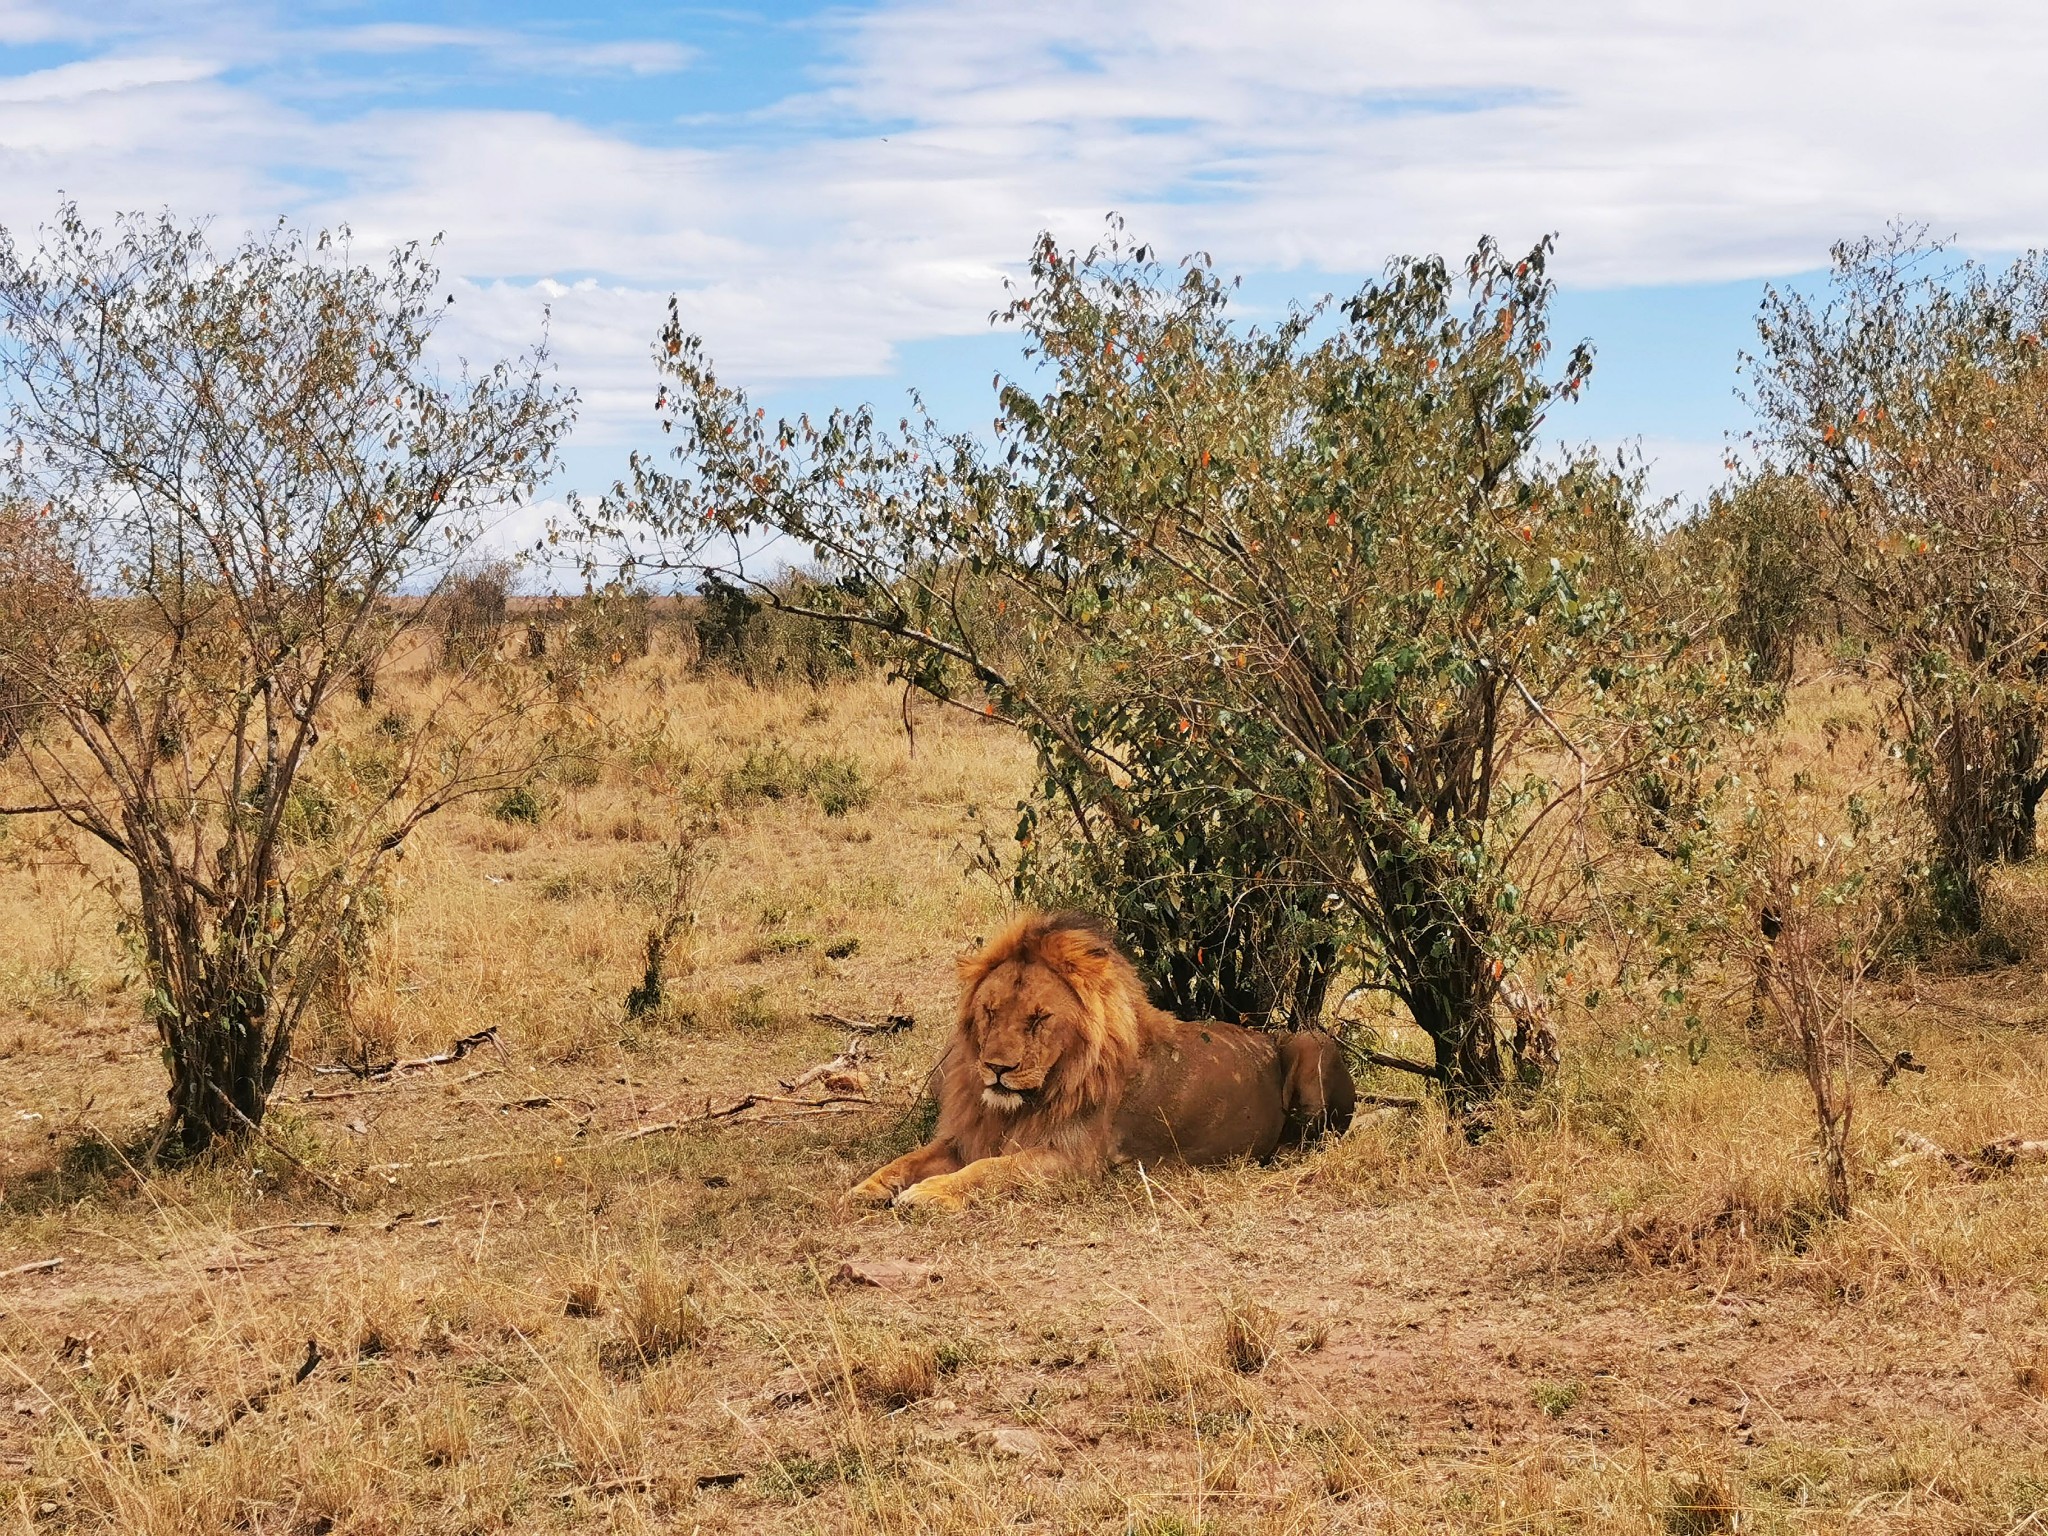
[964,957,1088,1114]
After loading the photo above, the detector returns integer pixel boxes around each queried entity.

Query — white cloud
[0,0,77,45]
[2,1,2046,488]
[313,22,693,76]
[0,55,219,104]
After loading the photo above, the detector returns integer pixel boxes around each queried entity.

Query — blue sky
[4,0,2047,534]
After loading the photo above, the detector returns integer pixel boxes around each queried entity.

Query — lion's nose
[982,1060,1019,1081]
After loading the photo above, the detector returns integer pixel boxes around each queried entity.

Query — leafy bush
[1689,470,1829,697]
[691,570,860,687]
[596,227,1736,1099]
[521,583,656,699]
[809,753,873,816]
[1752,232,2048,927]
[489,784,547,824]
[723,744,871,817]
[0,206,572,1155]
[435,560,512,671]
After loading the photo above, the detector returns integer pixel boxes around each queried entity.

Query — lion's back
[1109,1017,1289,1166]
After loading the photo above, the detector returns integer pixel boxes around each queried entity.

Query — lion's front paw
[890,1177,967,1212]
[844,1177,898,1207]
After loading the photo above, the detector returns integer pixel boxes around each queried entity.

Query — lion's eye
[1025,1010,1048,1035]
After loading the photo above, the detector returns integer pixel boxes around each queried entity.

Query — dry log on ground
[1887,1128,2046,1177]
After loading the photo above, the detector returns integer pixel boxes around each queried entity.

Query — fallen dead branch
[781,1044,870,1094]
[617,1091,878,1142]
[811,1010,914,1035]
[1356,1093,1422,1109]
[313,1026,501,1081]
[1887,1128,2047,1177]
[559,1472,653,1503]
[1979,1135,2048,1168]
[371,1145,580,1174]
[1,1257,63,1280]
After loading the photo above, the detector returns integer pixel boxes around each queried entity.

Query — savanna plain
[3,635,2046,1535]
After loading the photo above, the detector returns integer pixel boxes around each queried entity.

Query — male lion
[848,911,1355,1210]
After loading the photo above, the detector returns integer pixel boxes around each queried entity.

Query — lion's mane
[938,911,1167,1156]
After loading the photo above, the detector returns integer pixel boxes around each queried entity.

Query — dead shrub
[1216,1295,1281,1375]
[598,1269,707,1376]
[2017,1350,2048,1399]
[1980,863,2048,963]
[1614,1179,1829,1271]
[1663,1469,1742,1534]
[436,559,513,670]
[848,1338,940,1409]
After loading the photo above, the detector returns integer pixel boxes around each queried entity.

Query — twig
[811,1010,914,1035]
[1,1257,63,1280]
[239,1221,344,1239]
[1356,1093,1422,1109]
[313,1026,500,1081]
[747,1105,874,1124]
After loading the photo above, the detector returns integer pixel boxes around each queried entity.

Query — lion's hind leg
[1279,1030,1356,1145]
[846,1141,962,1205]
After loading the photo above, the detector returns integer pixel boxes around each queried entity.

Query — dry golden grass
[2,642,2046,1533]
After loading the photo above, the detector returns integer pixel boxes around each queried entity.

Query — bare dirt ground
[3,657,2046,1533]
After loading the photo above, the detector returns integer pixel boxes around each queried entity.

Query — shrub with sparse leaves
[1752,232,2048,928]
[0,205,573,1157]
[587,225,1740,1100]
